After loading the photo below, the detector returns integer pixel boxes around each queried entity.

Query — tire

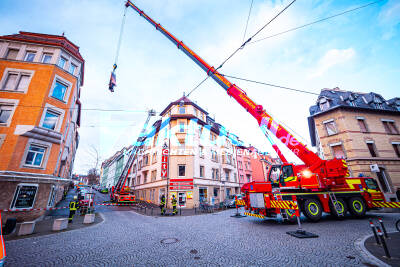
[348,197,366,218]
[396,219,400,232]
[329,198,348,218]
[303,199,323,222]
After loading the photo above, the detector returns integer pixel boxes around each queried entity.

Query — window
[234,173,237,183]
[51,80,68,101]
[200,165,204,177]
[238,162,243,169]
[25,144,46,167]
[1,71,31,91]
[323,120,337,136]
[143,154,149,166]
[6,49,19,60]
[382,120,399,135]
[42,110,60,130]
[69,63,77,75]
[246,174,251,183]
[212,168,215,179]
[199,146,204,158]
[179,122,185,133]
[0,103,14,125]
[366,141,378,157]
[47,185,56,208]
[216,169,219,180]
[178,165,186,177]
[152,152,157,163]
[392,143,400,158]
[143,172,148,183]
[225,170,230,181]
[151,170,157,181]
[24,51,36,62]
[357,117,368,133]
[58,56,67,69]
[319,98,329,111]
[330,143,346,159]
[195,109,198,117]
[42,53,53,63]
[179,106,185,114]
[10,184,38,210]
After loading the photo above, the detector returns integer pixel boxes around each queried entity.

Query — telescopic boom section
[125,1,321,167]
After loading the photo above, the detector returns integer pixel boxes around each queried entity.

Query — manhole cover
[190,249,198,254]
[194,256,200,260]
[346,256,355,260]
[160,238,179,244]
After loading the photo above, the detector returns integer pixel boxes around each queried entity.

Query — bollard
[194,206,196,214]
[180,206,182,216]
[151,208,153,216]
[376,226,391,259]
[369,219,380,245]
[378,217,388,238]
[145,207,147,214]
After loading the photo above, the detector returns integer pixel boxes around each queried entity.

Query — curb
[354,232,392,267]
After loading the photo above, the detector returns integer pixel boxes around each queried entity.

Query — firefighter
[171,195,178,216]
[160,194,166,216]
[68,196,79,223]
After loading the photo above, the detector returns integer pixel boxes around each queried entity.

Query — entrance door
[199,187,207,203]
[178,192,186,207]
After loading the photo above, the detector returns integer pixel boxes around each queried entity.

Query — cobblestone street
[4,192,399,267]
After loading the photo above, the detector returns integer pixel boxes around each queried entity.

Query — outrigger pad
[230,213,246,218]
[286,230,319,238]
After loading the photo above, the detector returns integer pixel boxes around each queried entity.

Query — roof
[159,95,208,116]
[0,31,85,86]
[308,88,400,146]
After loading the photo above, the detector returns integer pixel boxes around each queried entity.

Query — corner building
[130,96,242,208]
[308,88,400,201]
[0,32,84,221]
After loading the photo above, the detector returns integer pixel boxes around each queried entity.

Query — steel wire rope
[249,0,383,45]
[187,0,296,97]
[242,0,254,42]
[8,105,156,113]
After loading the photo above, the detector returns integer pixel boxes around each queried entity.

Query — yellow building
[0,31,84,221]
[308,88,400,201]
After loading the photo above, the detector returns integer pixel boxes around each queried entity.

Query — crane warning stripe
[269,200,299,210]
[244,212,265,219]
[235,200,246,206]
[372,201,400,208]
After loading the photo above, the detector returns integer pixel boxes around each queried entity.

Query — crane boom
[125,0,320,167]
[124,1,348,182]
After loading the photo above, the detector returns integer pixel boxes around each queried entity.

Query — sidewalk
[4,189,103,241]
[364,232,400,267]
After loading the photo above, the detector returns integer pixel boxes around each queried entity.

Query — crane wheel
[329,198,347,218]
[303,199,322,222]
[348,197,366,218]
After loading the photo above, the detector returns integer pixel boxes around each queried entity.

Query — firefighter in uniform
[68,196,79,223]
[160,195,166,216]
[171,195,178,216]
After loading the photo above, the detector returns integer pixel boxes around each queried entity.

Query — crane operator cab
[268,165,297,188]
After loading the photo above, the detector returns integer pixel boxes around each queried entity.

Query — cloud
[308,48,355,78]
[378,0,400,40]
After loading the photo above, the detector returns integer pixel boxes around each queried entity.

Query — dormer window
[348,94,357,107]
[179,106,185,114]
[319,98,330,111]
[373,96,383,109]
[396,100,400,111]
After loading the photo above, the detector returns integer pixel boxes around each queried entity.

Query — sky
[1,0,399,174]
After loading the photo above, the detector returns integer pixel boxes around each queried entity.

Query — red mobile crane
[110,109,156,203]
[120,1,400,221]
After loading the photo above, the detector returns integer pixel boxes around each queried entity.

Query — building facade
[308,88,400,201]
[100,146,132,189]
[0,31,84,221]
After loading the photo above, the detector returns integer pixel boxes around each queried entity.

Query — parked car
[223,194,243,208]
[100,187,108,194]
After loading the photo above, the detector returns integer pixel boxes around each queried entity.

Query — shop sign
[161,148,169,178]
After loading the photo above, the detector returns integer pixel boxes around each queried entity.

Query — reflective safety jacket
[171,198,177,207]
[160,196,166,206]
[0,212,6,265]
[69,201,78,211]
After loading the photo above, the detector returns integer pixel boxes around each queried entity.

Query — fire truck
[110,109,156,203]
[118,1,400,221]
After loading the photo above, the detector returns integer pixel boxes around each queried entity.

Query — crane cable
[109,4,128,92]
[188,0,296,97]
[242,0,254,43]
